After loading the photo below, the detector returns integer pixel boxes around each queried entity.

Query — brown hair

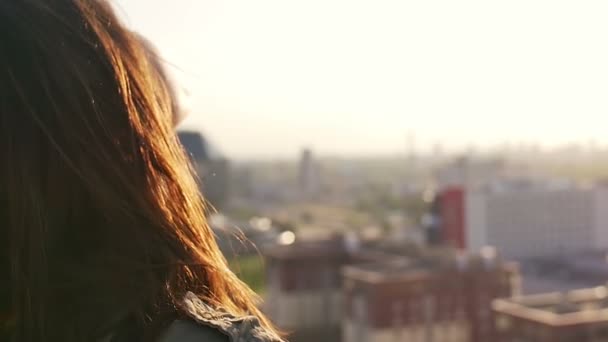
[0,0,274,341]
[135,33,187,127]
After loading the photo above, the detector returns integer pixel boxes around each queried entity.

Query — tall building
[437,187,467,249]
[493,286,608,341]
[298,148,320,199]
[436,185,608,260]
[342,250,519,342]
[177,130,230,209]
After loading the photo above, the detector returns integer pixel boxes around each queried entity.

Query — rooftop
[343,248,516,284]
[264,237,348,260]
[493,285,608,327]
[342,257,435,283]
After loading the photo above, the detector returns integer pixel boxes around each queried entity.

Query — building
[493,286,608,341]
[177,130,230,209]
[437,187,466,249]
[298,148,321,199]
[264,237,348,338]
[342,249,519,342]
[263,236,399,341]
[436,185,608,260]
[519,251,608,295]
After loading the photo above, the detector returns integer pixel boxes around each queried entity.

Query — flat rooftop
[264,236,423,261]
[342,251,516,284]
[264,240,347,260]
[343,258,436,283]
[493,286,608,326]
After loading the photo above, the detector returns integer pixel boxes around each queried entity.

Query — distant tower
[299,148,320,199]
[407,131,417,172]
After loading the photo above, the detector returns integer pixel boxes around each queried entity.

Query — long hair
[0,0,274,341]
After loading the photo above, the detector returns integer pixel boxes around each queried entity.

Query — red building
[342,249,520,342]
[438,186,467,249]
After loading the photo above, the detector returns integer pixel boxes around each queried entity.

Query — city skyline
[114,0,608,159]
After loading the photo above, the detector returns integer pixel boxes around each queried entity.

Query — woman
[0,0,283,341]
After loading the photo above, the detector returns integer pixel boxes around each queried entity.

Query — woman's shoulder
[160,292,285,342]
[159,320,229,342]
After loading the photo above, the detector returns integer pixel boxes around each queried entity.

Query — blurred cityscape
[181,130,608,342]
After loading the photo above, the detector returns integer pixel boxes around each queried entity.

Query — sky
[112,0,608,159]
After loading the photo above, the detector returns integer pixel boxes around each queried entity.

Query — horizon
[113,0,608,160]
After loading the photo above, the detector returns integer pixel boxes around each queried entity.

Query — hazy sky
[112,0,608,159]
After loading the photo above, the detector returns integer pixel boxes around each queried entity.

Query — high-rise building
[493,285,608,341]
[298,148,320,199]
[342,249,519,342]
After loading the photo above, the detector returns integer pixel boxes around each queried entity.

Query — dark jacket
[105,292,285,342]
